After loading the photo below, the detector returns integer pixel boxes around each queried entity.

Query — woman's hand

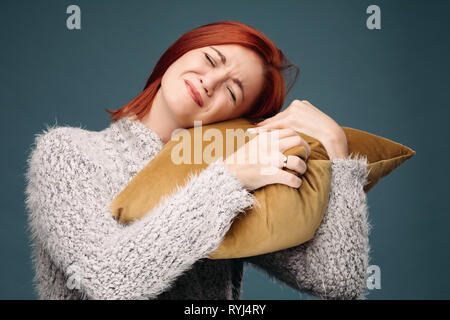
[222,128,310,192]
[254,100,349,160]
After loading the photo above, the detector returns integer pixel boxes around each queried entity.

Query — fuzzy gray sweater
[24,116,372,300]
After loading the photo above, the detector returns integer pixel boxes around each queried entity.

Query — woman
[25,21,371,300]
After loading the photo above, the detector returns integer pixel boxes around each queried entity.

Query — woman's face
[159,44,265,127]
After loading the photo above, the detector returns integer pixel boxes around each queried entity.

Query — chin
[162,79,209,126]
[161,90,190,119]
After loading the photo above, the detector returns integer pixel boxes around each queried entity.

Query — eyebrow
[209,46,245,102]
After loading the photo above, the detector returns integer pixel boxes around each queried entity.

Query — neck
[139,88,180,145]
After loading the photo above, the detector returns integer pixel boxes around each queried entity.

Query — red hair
[105,21,299,123]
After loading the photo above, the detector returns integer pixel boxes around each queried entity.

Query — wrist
[323,130,349,160]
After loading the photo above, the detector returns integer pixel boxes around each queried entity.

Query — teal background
[1,0,448,299]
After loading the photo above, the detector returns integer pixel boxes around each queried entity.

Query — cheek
[162,66,187,100]
[162,59,186,87]
[208,97,236,120]
[210,94,231,111]
[159,76,191,121]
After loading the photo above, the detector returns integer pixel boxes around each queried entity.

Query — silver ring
[282,155,288,168]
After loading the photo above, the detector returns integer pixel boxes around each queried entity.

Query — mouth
[184,79,204,107]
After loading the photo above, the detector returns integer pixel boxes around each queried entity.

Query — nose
[200,79,209,96]
[200,70,227,97]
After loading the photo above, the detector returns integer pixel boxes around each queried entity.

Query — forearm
[82,160,257,299]
[245,154,371,299]
[27,130,257,300]
[302,154,372,299]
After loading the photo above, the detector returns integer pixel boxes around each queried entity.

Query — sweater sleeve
[25,127,257,300]
[243,153,372,300]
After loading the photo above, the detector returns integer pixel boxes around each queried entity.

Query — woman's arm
[25,127,256,300]
[243,154,372,300]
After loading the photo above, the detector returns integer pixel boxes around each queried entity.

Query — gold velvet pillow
[110,118,415,259]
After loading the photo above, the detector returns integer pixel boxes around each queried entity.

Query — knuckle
[295,158,307,173]
[294,135,303,146]
[287,128,296,136]
[287,114,296,123]
[290,102,301,111]
[294,156,303,166]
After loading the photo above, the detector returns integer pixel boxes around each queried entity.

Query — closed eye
[204,53,215,67]
[204,52,236,103]
[228,87,236,102]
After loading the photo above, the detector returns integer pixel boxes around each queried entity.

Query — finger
[278,134,311,156]
[254,129,299,159]
[285,155,307,175]
[275,169,303,189]
[266,128,298,139]
[249,127,297,139]
[250,128,298,149]
[257,127,311,158]
[259,166,302,188]
[255,118,289,132]
[301,100,311,106]
[256,112,286,126]
[301,100,321,112]
[271,153,289,169]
